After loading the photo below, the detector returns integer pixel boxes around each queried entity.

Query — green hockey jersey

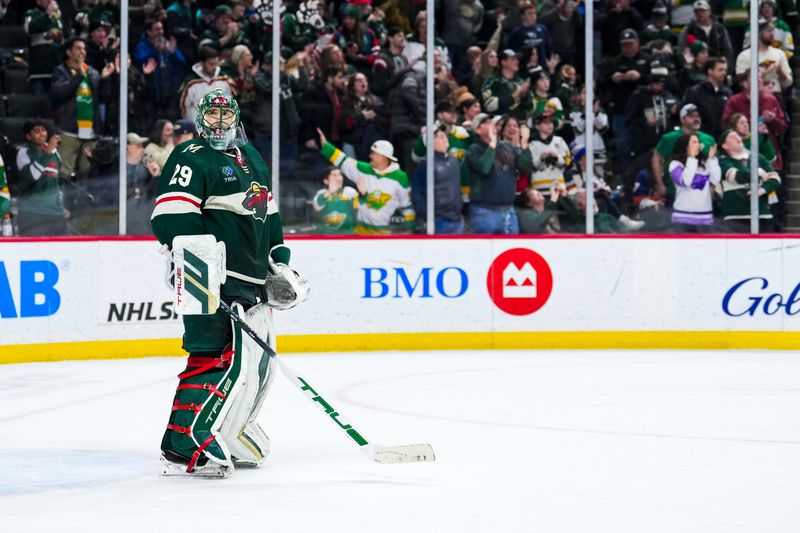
[15,144,63,216]
[151,138,289,285]
[312,186,359,234]
[321,142,414,234]
[411,122,471,163]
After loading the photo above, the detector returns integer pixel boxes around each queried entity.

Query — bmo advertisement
[2,236,800,362]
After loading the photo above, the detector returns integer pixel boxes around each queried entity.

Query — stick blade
[367,443,436,464]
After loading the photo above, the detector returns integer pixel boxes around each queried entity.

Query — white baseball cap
[370,140,398,162]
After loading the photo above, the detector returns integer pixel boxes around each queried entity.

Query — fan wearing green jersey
[151,89,309,477]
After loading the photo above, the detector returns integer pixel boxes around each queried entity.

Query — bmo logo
[487,248,552,316]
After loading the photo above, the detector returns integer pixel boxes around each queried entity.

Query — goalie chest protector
[152,139,290,285]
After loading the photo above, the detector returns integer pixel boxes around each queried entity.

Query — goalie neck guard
[196,89,245,151]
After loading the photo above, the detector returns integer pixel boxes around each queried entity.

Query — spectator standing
[412,101,471,162]
[717,129,780,232]
[50,37,114,181]
[529,114,570,193]
[403,11,451,70]
[742,0,794,59]
[371,27,412,98]
[641,2,677,48]
[722,71,787,170]
[464,113,533,234]
[726,112,776,166]
[179,46,234,123]
[225,44,259,128]
[481,49,531,119]
[24,0,66,96]
[144,119,175,171]
[300,67,348,155]
[342,72,388,161]
[603,29,651,164]
[667,133,721,229]
[652,103,717,200]
[15,120,68,236]
[332,4,381,71]
[312,167,359,234]
[458,96,483,132]
[598,0,643,56]
[625,65,677,159]
[539,0,582,67]
[134,19,187,126]
[677,0,735,68]
[85,18,115,73]
[504,2,552,68]
[735,19,792,96]
[682,57,731,141]
[198,4,250,58]
[126,132,160,235]
[529,67,565,129]
[678,41,710,96]
[440,0,484,83]
[388,61,427,173]
[570,85,610,176]
[318,128,415,234]
[411,129,465,234]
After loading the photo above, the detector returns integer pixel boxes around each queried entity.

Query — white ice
[1,350,799,533]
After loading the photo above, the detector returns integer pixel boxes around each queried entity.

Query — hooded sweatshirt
[179,63,234,123]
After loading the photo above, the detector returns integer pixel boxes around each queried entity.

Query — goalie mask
[197,89,242,151]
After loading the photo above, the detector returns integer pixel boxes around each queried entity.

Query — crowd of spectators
[0,0,797,236]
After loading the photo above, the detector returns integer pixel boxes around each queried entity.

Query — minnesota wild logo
[242,182,270,221]
[365,190,392,210]
[323,211,347,228]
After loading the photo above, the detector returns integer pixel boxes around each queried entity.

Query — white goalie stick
[217,300,436,464]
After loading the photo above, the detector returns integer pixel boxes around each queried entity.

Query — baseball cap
[758,17,774,31]
[679,103,700,119]
[499,49,519,61]
[370,140,398,162]
[215,4,233,16]
[652,2,668,16]
[693,0,711,10]
[472,113,492,127]
[173,119,197,136]
[126,132,148,145]
[89,19,112,34]
[619,28,639,43]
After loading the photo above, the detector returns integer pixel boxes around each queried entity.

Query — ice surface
[1,350,799,532]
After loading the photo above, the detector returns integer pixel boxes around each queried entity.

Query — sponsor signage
[486,248,553,316]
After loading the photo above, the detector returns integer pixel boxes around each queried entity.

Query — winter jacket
[683,81,731,141]
[677,21,734,68]
[49,63,107,138]
[624,87,678,155]
[299,81,342,145]
[133,35,187,106]
[388,66,426,138]
[465,139,533,207]
[411,151,463,222]
[440,0,484,47]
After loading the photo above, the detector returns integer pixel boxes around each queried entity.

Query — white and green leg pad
[161,302,278,477]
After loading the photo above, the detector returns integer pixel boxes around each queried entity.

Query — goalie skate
[160,452,231,479]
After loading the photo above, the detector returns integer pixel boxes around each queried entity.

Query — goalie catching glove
[265,261,311,310]
[169,235,309,316]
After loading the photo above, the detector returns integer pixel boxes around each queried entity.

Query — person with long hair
[668,132,721,229]
[726,112,776,166]
[341,72,387,159]
[143,119,175,171]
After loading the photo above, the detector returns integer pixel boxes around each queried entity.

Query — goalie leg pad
[161,302,250,475]
[219,303,278,467]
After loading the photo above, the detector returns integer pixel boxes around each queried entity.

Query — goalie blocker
[161,234,307,477]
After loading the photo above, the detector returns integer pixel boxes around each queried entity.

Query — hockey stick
[217,300,436,464]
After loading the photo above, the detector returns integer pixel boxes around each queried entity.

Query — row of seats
[0,94,51,120]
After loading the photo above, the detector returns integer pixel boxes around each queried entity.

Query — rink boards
[2,235,800,362]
